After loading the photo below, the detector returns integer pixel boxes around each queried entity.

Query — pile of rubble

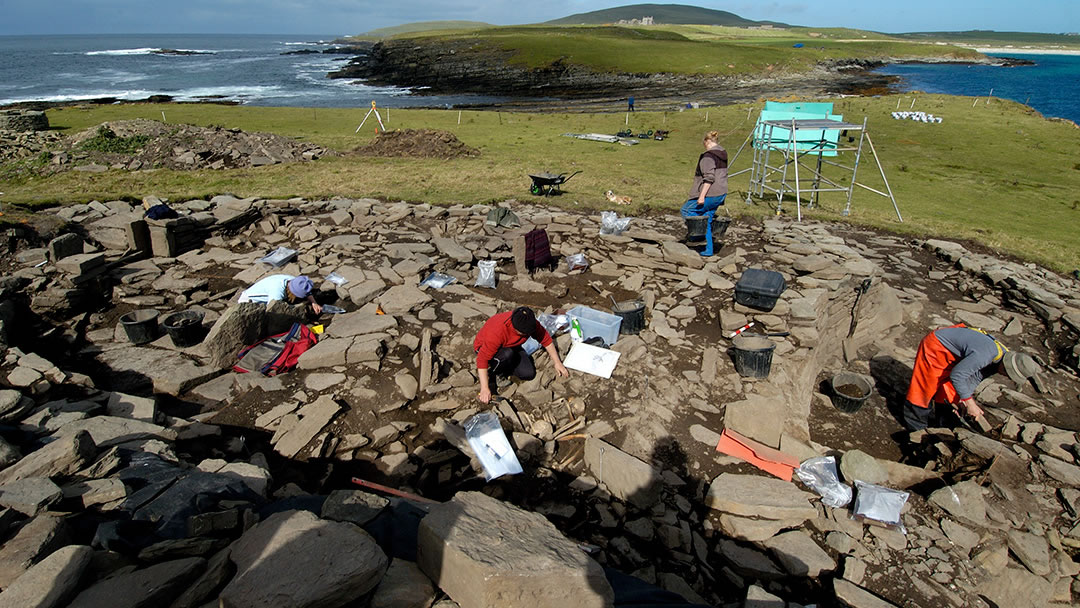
[0,193,1078,608]
[0,128,63,165]
[2,118,329,176]
[352,129,480,160]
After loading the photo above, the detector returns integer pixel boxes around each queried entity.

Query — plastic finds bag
[853,481,910,533]
[565,253,589,272]
[475,260,497,288]
[795,456,852,508]
[600,211,631,235]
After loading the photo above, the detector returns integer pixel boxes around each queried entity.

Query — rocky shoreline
[325,38,1011,110]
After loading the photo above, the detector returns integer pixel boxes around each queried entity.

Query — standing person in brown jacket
[680,130,728,257]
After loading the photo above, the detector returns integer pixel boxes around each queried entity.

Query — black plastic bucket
[685,215,709,241]
[120,309,160,345]
[732,334,776,378]
[612,299,646,335]
[162,310,206,348]
[830,372,873,413]
[713,216,732,240]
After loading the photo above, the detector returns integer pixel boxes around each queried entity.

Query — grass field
[385,25,981,77]
[1,94,1078,273]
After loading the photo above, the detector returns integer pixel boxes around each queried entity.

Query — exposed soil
[352,128,480,159]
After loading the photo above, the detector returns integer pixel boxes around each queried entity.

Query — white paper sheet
[563,342,621,379]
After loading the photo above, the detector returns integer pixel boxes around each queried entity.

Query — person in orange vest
[903,324,1040,431]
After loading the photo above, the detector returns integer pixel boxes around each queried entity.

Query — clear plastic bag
[538,313,569,336]
[600,211,631,235]
[420,271,457,289]
[463,411,523,481]
[475,260,497,288]
[565,253,589,272]
[795,456,852,508]
[853,480,910,532]
[326,271,349,286]
[259,246,297,268]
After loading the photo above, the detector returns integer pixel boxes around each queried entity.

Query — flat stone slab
[94,346,218,395]
[68,557,206,608]
[833,579,898,608]
[725,396,785,449]
[0,430,97,485]
[584,438,662,510]
[0,514,69,589]
[321,490,389,526]
[928,480,987,527]
[376,285,432,315]
[0,477,62,515]
[370,559,435,608]
[50,416,173,449]
[1006,529,1051,575]
[0,544,92,608]
[325,312,397,339]
[705,473,817,521]
[219,510,387,608]
[417,492,614,608]
[272,395,342,458]
[764,530,836,578]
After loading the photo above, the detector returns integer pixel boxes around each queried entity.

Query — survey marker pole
[355,100,387,134]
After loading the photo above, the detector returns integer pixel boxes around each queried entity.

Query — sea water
[876,53,1080,124]
[0,33,508,108]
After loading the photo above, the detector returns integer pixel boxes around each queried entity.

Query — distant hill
[546,3,788,27]
[363,21,492,37]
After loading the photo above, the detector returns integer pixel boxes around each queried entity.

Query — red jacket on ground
[473,312,552,370]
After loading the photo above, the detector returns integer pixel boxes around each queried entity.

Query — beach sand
[967,46,1080,55]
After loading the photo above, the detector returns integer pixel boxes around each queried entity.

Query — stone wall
[0,110,49,132]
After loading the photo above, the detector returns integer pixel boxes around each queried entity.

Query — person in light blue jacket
[238,274,322,314]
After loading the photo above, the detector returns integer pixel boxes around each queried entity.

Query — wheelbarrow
[528,171,581,196]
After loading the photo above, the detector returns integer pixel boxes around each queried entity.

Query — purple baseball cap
[287,276,314,298]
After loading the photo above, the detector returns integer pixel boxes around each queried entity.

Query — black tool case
[734,268,787,311]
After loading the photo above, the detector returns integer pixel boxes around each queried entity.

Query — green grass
[79,126,150,154]
[360,20,493,38]
[418,26,980,76]
[2,95,1079,273]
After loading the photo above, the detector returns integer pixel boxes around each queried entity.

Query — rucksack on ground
[233,322,317,375]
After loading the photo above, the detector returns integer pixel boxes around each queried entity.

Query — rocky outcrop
[328,38,996,103]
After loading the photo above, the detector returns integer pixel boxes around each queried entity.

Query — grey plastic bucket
[120,309,160,345]
[732,334,776,378]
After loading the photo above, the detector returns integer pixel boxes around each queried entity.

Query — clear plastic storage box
[567,305,622,347]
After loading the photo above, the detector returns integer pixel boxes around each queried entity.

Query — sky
[0,1,1076,36]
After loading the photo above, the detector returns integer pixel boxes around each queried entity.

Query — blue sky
[1,1,1076,36]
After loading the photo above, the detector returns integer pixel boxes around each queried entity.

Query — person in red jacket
[474,307,569,404]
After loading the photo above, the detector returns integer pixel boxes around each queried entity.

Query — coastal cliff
[327,37,1009,104]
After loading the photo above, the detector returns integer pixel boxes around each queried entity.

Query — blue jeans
[680,195,726,255]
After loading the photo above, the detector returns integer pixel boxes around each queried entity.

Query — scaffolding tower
[733,113,902,222]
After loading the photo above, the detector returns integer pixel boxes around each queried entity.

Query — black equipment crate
[735,268,786,311]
